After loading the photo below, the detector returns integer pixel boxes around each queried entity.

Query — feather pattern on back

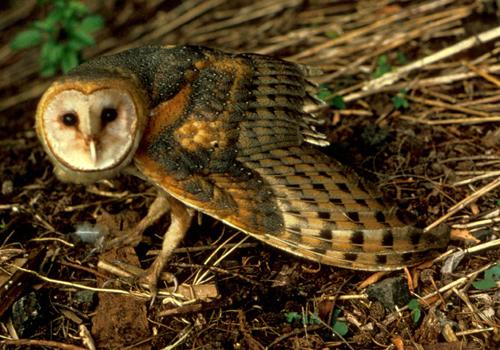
[129,45,448,271]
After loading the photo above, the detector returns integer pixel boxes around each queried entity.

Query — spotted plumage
[36,45,449,290]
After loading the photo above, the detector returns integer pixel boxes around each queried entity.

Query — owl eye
[101,108,118,124]
[62,113,78,126]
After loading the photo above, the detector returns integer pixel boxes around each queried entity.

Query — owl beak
[89,139,97,166]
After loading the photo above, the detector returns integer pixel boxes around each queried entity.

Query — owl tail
[240,144,449,271]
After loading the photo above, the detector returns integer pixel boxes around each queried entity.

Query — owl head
[35,77,149,184]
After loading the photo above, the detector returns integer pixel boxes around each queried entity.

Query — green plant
[372,55,391,78]
[396,50,408,64]
[326,31,339,39]
[11,0,104,76]
[283,312,321,325]
[317,86,331,102]
[331,95,347,109]
[372,52,408,78]
[330,309,348,336]
[283,309,348,336]
[408,298,422,323]
[392,89,409,110]
[472,263,500,290]
[317,84,346,109]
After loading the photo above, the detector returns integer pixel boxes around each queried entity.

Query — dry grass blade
[426,176,500,232]
[362,25,500,91]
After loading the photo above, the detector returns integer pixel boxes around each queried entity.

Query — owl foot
[92,193,172,255]
[139,197,194,302]
[104,195,194,303]
[101,259,178,306]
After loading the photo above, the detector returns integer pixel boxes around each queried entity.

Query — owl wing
[134,46,448,271]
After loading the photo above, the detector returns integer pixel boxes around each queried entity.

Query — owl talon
[89,193,171,257]
[101,195,192,300]
[138,196,194,296]
[102,259,178,302]
[126,263,178,306]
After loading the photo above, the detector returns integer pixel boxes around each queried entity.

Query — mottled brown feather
[131,46,448,271]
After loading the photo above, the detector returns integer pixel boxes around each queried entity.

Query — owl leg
[143,195,195,297]
[94,192,171,253]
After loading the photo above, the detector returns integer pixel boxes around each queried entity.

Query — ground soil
[1,1,500,349]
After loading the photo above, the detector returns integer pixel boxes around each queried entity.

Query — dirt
[1,1,500,349]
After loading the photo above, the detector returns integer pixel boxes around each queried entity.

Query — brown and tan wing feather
[134,46,448,271]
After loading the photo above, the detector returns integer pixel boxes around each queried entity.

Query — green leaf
[44,8,63,26]
[11,30,44,50]
[411,309,421,323]
[62,6,76,22]
[326,31,339,39]
[332,321,348,336]
[61,47,79,72]
[328,308,348,335]
[397,50,408,64]
[52,0,68,8]
[472,275,497,290]
[308,313,322,325]
[472,264,500,290]
[377,55,388,65]
[80,15,104,32]
[317,89,331,102]
[41,41,64,65]
[392,95,409,110]
[372,55,391,78]
[32,20,53,33]
[70,30,95,47]
[70,1,90,15]
[40,39,58,61]
[66,39,85,52]
[332,95,346,109]
[332,308,341,319]
[489,265,500,278]
[40,63,58,77]
[63,17,78,33]
[372,65,390,78]
[284,312,301,323]
[407,299,420,310]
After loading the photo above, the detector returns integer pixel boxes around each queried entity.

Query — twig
[455,327,495,337]
[425,176,500,232]
[405,95,490,117]
[14,265,150,298]
[362,25,500,91]
[384,262,497,325]
[239,310,265,350]
[266,324,324,349]
[449,239,500,256]
[453,170,500,186]
[0,339,87,350]
[467,63,500,87]
[147,242,259,255]
[399,115,500,125]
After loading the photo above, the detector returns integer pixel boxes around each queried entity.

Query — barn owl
[36,45,449,292]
